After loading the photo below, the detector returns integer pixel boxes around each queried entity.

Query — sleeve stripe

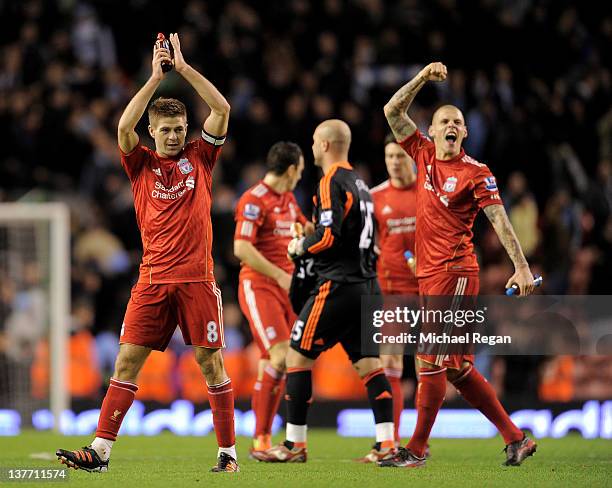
[308,227,334,253]
[201,130,226,146]
[318,165,340,209]
[240,221,253,237]
[319,173,332,208]
[307,166,341,254]
[343,191,353,218]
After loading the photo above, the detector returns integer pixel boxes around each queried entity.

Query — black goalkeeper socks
[285,369,312,426]
[364,368,394,424]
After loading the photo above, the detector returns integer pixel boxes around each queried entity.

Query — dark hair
[148,97,187,123]
[384,133,398,146]
[266,141,303,175]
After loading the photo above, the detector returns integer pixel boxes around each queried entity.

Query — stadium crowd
[0,0,611,405]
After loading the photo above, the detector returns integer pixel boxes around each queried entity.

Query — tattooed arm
[484,204,536,296]
[383,62,448,141]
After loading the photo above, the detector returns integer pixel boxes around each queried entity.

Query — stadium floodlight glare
[0,203,70,433]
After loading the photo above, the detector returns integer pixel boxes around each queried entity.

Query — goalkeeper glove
[288,222,305,259]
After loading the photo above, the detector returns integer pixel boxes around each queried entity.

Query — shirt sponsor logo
[484,176,498,191]
[152,180,187,200]
[387,216,416,234]
[153,168,162,176]
[244,203,261,220]
[273,220,293,237]
[382,205,393,215]
[443,176,458,193]
[320,210,333,227]
[177,158,193,174]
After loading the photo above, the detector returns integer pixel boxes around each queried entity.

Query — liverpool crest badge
[177,158,193,174]
[443,176,458,193]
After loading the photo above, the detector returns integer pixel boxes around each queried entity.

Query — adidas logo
[186,176,195,190]
[153,168,161,176]
[375,391,393,400]
[382,205,393,215]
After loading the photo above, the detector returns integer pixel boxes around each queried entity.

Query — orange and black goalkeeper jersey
[301,162,377,283]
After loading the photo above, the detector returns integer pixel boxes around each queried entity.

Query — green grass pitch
[2,430,610,487]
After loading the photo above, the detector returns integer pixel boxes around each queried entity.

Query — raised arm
[483,204,536,296]
[169,33,230,137]
[117,46,171,153]
[383,62,447,141]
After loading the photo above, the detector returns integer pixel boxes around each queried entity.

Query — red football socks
[255,365,285,441]
[208,379,236,448]
[452,366,523,444]
[95,378,138,441]
[407,368,446,457]
[385,368,404,443]
[252,379,261,415]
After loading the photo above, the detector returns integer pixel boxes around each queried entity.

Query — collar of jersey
[436,148,465,164]
[155,153,181,164]
[260,180,281,196]
[389,179,416,191]
[330,161,353,170]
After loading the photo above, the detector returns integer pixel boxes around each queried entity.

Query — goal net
[0,203,70,433]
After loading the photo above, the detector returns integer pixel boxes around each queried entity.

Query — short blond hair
[148,97,186,124]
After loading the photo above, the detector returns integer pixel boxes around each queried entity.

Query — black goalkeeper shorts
[290,277,382,363]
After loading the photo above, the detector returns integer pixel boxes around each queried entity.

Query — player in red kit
[379,62,537,468]
[372,136,418,297]
[357,135,418,461]
[233,141,311,456]
[57,33,238,473]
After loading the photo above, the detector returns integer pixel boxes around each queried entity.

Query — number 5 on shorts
[291,320,304,341]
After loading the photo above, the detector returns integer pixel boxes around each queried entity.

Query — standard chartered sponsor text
[152,180,187,200]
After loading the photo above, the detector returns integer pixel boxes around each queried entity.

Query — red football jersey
[371,179,418,294]
[399,129,503,278]
[120,131,225,284]
[234,181,307,281]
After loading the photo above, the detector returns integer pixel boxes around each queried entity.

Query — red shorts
[121,281,225,351]
[417,273,479,369]
[238,278,295,359]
